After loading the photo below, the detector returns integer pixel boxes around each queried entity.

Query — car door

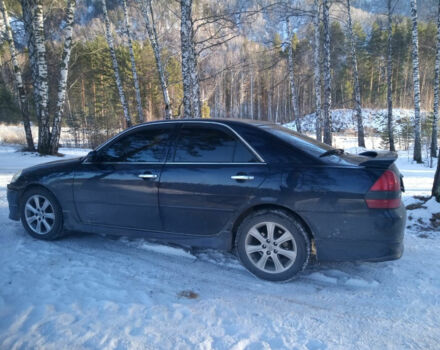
[73,123,175,231]
[159,122,268,236]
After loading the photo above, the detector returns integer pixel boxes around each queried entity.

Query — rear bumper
[7,187,21,221]
[311,204,406,262]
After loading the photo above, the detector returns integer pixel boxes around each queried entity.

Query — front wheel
[21,188,64,240]
[236,210,310,282]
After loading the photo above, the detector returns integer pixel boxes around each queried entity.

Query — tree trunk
[180,0,201,119]
[0,0,35,151]
[313,0,322,142]
[141,0,172,120]
[323,0,332,145]
[49,0,76,154]
[180,0,193,118]
[123,0,143,123]
[387,0,395,152]
[410,0,422,163]
[431,0,440,158]
[21,0,40,123]
[347,0,365,147]
[287,18,301,132]
[101,0,132,127]
[32,0,51,153]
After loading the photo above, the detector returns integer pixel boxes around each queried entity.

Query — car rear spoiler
[358,150,398,169]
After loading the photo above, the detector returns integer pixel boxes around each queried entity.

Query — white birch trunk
[431,0,440,158]
[287,18,301,132]
[323,0,332,145]
[410,0,422,163]
[140,0,171,119]
[387,0,395,151]
[49,0,76,154]
[21,0,40,122]
[347,0,365,147]
[32,0,51,153]
[180,0,201,119]
[0,0,34,151]
[123,0,143,123]
[180,0,192,118]
[313,0,322,142]
[101,0,132,127]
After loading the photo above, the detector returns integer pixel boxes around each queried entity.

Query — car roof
[134,118,276,129]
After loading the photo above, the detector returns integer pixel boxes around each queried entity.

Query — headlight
[11,170,22,183]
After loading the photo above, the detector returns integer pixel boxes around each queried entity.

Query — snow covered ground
[0,143,439,349]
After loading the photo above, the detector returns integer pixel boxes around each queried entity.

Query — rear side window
[99,126,172,162]
[231,123,313,164]
[172,125,258,163]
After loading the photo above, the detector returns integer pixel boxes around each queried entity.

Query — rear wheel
[21,188,64,240]
[236,210,310,281]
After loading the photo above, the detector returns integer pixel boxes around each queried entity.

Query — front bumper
[7,186,21,221]
[311,204,406,262]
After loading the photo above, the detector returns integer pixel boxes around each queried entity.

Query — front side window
[173,125,258,163]
[99,126,172,162]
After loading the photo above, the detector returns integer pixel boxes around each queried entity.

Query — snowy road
[0,146,439,349]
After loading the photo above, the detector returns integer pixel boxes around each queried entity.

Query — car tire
[235,210,310,282]
[20,187,64,240]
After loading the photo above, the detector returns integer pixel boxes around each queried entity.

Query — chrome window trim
[82,161,267,165]
[85,120,266,165]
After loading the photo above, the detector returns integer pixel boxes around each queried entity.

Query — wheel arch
[231,204,315,250]
[19,183,60,209]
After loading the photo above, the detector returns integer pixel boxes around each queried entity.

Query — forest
[0,0,440,194]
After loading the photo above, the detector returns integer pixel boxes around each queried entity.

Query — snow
[0,143,439,349]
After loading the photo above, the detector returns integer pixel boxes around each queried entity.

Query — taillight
[365,170,401,209]
[369,170,400,192]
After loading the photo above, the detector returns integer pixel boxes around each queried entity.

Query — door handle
[138,173,158,179]
[231,175,254,181]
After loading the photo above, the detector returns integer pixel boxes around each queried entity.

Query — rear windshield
[262,124,335,159]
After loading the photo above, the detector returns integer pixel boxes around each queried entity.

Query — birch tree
[32,0,51,153]
[101,0,132,127]
[122,0,143,123]
[20,0,40,121]
[431,0,440,158]
[140,0,172,120]
[410,0,422,163]
[323,0,332,145]
[313,0,322,142]
[347,0,364,147]
[0,0,34,151]
[386,0,395,152]
[180,0,201,119]
[49,0,77,154]
[287,18,301,132]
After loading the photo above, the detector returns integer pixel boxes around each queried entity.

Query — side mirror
[86,150,100,163]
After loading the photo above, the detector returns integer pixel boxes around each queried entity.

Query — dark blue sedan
[7,119,406,281]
